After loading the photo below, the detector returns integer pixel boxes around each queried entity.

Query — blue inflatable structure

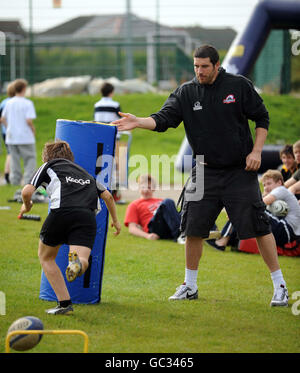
[39,119,117,304]
[222,0,300,76]
[176,0,300,174]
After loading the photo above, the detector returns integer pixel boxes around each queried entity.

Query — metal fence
[251,30,291,94]
[0,40,194,89]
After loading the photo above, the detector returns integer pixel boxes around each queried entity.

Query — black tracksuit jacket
[151,68,269,169]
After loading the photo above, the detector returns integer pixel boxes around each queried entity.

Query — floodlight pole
[125,0,134,79]
[28,0,34,95]
[156,0,160,84]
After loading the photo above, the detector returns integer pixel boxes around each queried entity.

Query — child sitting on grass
[215,170,300,250]
[124,174,181,241]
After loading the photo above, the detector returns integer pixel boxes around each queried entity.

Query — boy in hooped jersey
[20,140,121,315]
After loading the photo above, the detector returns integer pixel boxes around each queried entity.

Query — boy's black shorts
[180,167,271,239]
[40,208,97,249]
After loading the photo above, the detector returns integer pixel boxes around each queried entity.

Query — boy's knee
[38,252,53,265]
[162,198,176,209]
[38,244,57,265]
[163,198,174,204]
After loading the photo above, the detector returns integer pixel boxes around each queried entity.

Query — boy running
[20,140,121,315]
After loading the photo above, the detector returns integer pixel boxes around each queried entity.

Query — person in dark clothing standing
[112,45,288,307]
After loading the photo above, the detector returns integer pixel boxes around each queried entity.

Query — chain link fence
[0,40,194,90]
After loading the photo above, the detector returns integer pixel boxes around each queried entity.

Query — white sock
[270,269,286,289]
[184,268,198,289]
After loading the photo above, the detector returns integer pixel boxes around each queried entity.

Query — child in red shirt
[124,174,180,240]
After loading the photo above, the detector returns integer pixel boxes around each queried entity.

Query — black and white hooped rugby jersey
[30,158,106,210]
[94,97,121,123]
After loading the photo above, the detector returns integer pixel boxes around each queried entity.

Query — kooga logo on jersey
[65,176,91,185]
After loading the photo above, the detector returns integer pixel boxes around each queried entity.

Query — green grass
[0,184,299,353]
[0,93,299,354]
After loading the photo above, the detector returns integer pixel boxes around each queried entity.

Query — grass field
[0,93,299,354]
[0,183,299,354]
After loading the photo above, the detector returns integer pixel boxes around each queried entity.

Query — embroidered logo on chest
[193,101,202,111]
[223,94,236,104]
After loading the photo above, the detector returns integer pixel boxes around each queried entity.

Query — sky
[0,0,260,33]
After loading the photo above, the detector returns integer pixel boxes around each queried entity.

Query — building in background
[175,26,236,51]
[35,13,199,85]
[0,15,295,94]
[0,20,26,86]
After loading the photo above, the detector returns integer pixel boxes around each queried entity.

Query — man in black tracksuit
[113,45,288,307]
[152,66,267,169]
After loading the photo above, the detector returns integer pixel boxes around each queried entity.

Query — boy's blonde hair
[261,169,284,185]
[138,174,156,190]
[293,140,300,152]
[6,82,16,97]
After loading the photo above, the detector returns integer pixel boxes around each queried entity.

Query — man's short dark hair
[193,45,220,65]
[101,82,114,97]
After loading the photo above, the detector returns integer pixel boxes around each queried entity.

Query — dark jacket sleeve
[150,91,183,132]
[242,78,269,130]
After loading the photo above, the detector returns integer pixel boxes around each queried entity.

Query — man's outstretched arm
[112,112,156,131]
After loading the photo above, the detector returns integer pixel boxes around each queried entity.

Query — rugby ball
[7,316,43,351]
[267,200,289,217]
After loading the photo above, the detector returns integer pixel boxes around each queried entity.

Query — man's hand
[112,112,139,131]
[112,112,156,131]
[245,127,267,172]
[245,150,261,171]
